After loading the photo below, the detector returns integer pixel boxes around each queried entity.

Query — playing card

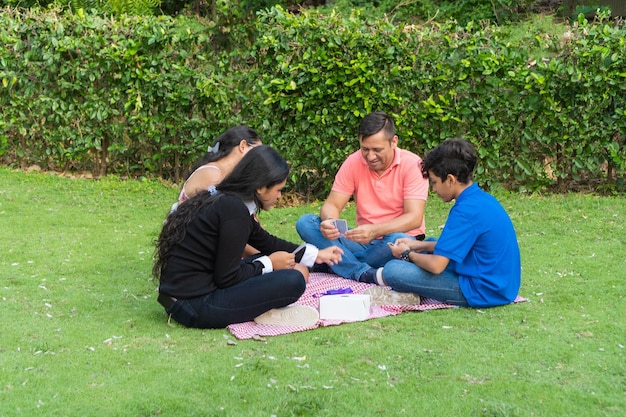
[292,243,306,255]
[333,219,348,237]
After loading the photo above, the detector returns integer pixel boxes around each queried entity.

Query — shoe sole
[254,305,319,327]
[363,287,421,307]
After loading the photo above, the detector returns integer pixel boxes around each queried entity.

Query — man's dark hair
[421,138,477,183]
[358,111,396,141]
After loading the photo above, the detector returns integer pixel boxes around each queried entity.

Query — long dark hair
[186,125,262,180]
[153,145,289,280]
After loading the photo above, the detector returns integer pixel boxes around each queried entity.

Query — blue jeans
[296,214,415,281]
[382,259,469,306]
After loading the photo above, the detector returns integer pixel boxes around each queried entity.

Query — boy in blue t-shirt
[382,138,521,307]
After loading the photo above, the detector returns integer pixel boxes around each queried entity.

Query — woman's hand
[268,251,296,270]
[315,246,343,265]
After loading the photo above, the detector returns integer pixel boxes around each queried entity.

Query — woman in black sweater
[153,145,342,328]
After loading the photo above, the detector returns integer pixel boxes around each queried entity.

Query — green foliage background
[0,0,160,15]
[1,5,625,196]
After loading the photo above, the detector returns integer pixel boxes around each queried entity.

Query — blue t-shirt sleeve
[433,208,475,264]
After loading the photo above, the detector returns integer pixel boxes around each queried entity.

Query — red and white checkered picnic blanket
[226,273,528,339]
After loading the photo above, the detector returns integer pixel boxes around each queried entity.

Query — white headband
[208,142,220,153]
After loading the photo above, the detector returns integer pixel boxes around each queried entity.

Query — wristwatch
[400,249,411,262]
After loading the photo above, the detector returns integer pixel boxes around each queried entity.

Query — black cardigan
[159,194,300,299]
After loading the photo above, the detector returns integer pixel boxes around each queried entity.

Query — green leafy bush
[252,6,625,194]
[1,6,624,196]
[0,0,161,15]
[0,7,247,181]
[322,0,538,25]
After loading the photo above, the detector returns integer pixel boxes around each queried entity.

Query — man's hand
[344,224,378,244]
[320,219,341,240]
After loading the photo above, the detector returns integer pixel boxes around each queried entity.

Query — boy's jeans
[382,259,469,306]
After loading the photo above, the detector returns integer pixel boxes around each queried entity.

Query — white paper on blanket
[319,294,371,321]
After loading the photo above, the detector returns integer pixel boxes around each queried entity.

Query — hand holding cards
[332,219,348,237]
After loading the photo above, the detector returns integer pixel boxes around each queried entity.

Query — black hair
[153,145,289,280]
[186,125,261,180]
[215,144,289,209]
[358,111,396,142]
[421,138,477,184]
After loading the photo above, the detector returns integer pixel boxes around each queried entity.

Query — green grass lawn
[0,167,624,416]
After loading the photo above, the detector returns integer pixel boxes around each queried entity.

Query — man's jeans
[296,214,414,281]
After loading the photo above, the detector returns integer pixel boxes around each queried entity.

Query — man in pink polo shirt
[296,111,428,284]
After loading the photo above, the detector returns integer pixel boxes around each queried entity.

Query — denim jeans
[296,214,415,281]
[382,259,469,306]
[164,269,306,329]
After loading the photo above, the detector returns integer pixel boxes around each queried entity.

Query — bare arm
[320,190,351,221]
[407,252,449,275]
[388,239,449,274]
[389,238,435,253]
[346,198,425,244]
[318,191,351,240]
[377,198,425,236]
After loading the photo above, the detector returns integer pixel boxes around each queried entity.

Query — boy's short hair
[421,138,477,183]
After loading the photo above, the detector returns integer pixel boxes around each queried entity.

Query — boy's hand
[394,237,416,248]
[388,241,410,258]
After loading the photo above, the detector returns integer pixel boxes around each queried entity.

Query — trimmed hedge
[254,8,625,194]
[1,6,624,196]
[0,8,245,182]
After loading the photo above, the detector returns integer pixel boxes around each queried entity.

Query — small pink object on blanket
[226,273,528,340]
